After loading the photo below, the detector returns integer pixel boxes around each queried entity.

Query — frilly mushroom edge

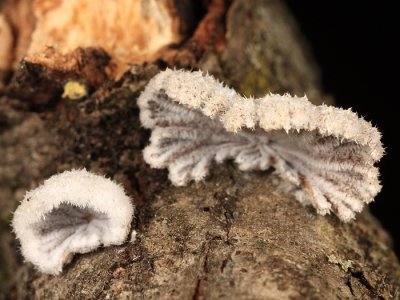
[137,69,383,221]
[12,169,134,274]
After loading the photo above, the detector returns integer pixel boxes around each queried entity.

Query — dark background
[285,1,399,255]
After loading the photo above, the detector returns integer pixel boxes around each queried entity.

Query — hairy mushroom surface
[12,169,134,274]
[138,69,383,221]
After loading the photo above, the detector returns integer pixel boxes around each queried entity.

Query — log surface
[0,0,399,299]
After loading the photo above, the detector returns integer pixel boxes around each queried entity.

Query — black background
[285,1,399,255]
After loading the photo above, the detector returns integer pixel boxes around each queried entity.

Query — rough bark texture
[0,0,399,299]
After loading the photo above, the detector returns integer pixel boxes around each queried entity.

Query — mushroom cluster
[11,68,384,275]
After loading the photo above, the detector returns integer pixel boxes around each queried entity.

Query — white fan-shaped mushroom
[12,169,134,274]
[138,69,383,221]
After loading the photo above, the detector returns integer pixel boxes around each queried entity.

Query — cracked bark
[0,0,399,299]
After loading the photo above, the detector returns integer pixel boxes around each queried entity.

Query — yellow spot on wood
[62,81,87,100]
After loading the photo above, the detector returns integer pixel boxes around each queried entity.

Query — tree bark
[0,0,399,299]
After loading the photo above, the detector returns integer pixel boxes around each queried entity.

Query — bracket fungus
[12,169,134,274]
[138,69,383,221]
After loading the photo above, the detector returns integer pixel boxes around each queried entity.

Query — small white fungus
[12,169,134,274]
[137,69,383,221]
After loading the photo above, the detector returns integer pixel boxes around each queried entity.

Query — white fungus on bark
[138,69,384,221]
[12,169,134,274]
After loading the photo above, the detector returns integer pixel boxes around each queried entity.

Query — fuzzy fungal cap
[12,169,134,274]
[138,69,383,222]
